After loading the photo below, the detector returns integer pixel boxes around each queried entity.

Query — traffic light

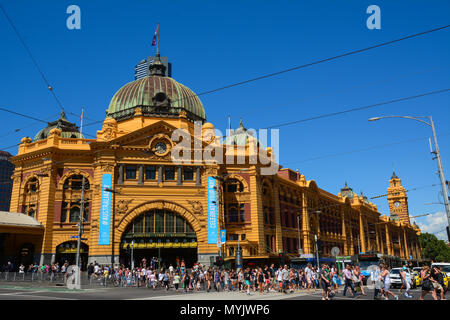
[279,251,285,265]
[216,255,223,266]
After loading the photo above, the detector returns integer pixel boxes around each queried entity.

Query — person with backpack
[420,265,438,300]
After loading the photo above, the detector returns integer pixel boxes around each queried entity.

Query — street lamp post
[369,115,450,241]
[75,175,86,271]
[297,214,302,256]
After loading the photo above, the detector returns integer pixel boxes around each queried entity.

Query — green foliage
[419,233,450,262]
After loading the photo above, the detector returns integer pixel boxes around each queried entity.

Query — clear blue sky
[1,1,449,239]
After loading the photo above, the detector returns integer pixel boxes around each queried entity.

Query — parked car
[389,268,416,289]
[412,270,422,287]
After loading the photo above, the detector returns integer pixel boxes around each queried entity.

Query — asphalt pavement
[0,283,445,300]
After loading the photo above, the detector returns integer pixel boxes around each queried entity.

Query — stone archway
[114,200,201,267]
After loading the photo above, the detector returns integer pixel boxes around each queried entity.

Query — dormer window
[153,92,170,107]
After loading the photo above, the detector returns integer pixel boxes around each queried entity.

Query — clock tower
[387,172,410,224]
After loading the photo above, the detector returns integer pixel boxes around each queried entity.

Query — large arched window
[22,177,39,218]
[61,175,91,223]
[122,210,195,238]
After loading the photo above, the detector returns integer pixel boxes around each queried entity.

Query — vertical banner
[207,176,218,244]
[220,230,226,244]
[98,173,112,245]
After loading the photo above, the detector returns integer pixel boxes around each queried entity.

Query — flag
[152,24,159,46]
[80,108,84,135]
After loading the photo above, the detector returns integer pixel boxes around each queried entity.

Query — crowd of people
[2,258,447,300]
[82,258,447,300]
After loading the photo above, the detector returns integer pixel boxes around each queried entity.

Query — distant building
[0,151,14,211]
[134,56,172,79]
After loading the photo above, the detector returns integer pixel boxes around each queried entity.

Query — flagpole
[157,22,160,55]
[80,107,84,136]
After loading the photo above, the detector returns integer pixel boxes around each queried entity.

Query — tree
[418,233,450,262]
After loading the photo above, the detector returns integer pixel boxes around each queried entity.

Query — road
[0,284,445,300]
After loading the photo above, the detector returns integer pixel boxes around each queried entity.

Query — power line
[170,24,450,104]
[283,132,450,166]
[265,88,450,129]
[0,4,64,111]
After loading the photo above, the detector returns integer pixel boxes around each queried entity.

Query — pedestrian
[257,267,265,295]
[371,264,383,299]
[320,264,331,300]
[400,266,413,298]
[281,265,290,294]
[244,267,251,295]
[305,264,313,294]
[380,263,398,300]
[353,265,367,296]
[431,266,445,300]
[342,264,357,298]
[173,272,181,291]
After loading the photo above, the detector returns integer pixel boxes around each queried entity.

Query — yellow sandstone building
[3,54,420,269]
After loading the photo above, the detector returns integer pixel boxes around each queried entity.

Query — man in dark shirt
[244,268,251,295]
[431,266,446,300]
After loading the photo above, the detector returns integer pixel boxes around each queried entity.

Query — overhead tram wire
[168,24,450,106]
[282,132,450,165]
[264,88,450,129]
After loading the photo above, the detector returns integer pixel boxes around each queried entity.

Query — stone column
[272,179,283,253]
[385,224,392,255]
[249,174,265,255]
[340,206,347,255]
[359,212,366,253]
[398,232,404,259]
[118,164,124,185]
[158,165,163,184]
[403,229,409,260]
[177,166,182,186]
[196,166,201,186]
[138,165,144,185]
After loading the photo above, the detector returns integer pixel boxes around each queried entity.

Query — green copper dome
[33,110,84,141]
[223,120,259,146]
[107,73,205,122]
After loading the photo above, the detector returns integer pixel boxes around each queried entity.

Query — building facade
[0,151,14,211]
[6,54,420,269]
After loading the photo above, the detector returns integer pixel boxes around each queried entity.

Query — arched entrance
[120,209,197,269]
[55,241,89,270]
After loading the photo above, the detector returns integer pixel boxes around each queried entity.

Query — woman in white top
[380,264,398,300]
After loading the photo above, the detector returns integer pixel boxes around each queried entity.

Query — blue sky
[1,1,449,239]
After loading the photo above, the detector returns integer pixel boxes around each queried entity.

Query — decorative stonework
[116,199,132,215]
[205,166,218,176]
[187,200,203,215]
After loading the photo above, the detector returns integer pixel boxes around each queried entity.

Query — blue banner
[207,177,218,244]
[98,173,112,245]
[220,229,226,244]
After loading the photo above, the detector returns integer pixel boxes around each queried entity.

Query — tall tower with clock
[387,172,410,224]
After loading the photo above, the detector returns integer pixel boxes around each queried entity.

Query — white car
[389,268,416,289]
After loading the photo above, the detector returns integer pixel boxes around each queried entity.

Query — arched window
[22,177,39,218]
[61,175,91,223]
[225,179,244,193]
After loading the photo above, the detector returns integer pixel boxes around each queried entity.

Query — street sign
[298,249,303,255]
[70,236,87,240]
[220,230,226,244]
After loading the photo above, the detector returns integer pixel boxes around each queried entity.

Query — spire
[149,53,166,76]
[391,171,399,179]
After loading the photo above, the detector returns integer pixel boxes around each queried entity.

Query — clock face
[155,142,167,154]
[394,201,401,208]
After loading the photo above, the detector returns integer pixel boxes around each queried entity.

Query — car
[389,268,416,289]
[412,270,422,287]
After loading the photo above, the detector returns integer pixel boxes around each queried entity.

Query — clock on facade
[154,142,167,155]
[394,201,401,208]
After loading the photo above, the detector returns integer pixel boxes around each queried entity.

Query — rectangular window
[155,210,164,233]
[240,204,245,222]
[164,166,175,180]
[183,167,194,181]
[176,215,185,233]
[166,212,174,233]
[145,166,156,180]
[145,212,154,233]
[228,234,239,241]
[126,165,137,180]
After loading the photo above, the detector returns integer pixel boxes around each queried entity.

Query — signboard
[220,230,226,244]
[207,177,218,244]
[121,242,197,249]
[98,174,112,245]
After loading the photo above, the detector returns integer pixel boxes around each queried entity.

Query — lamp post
[369,115,450,241]
[297,214,302,256]
[310,210,321,268]
[75,175,86,271]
